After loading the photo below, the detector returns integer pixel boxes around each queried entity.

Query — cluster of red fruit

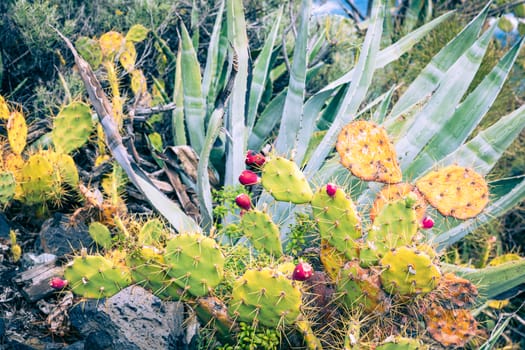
[234,151,266,211]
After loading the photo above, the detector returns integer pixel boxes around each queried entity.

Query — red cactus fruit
[49,277,68,289]
[238,170,259,186]
[421,216,434,229]
[245,150,266,167]
[292,262,313,281]
[235,193,252,211]
[326,183,337,197]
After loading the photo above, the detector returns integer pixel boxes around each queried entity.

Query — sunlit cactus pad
[52,101,94,154]
[415,165,489,219]
[376,337,425,350]
[229,268,302,328]
[311,184,361,259]
[423,305,478,347]
[336,120,402,183]
[7,111,27,155]
[370,183,427,222]
[0,171,16,205]
[64,254,132,298]
[380,246,440,295]
[261,156,313,204]
[164,232,225,297]
[320,239,347,281]
[240,209,282,257]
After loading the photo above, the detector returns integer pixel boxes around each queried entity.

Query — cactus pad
[415,165,489,219]
[99,31,124,59]
[88,222,112,249]
[311,185,361,259]
[320,239,347,281]
[336,121,402,183]
[75,36,102,68]
[164,232,224,297]
[19,154,56,204]
[52,101,94,154]
[137,218,166,246]
[337,261,390,313]
[261,156,313,204]
[435,273,478,309]
[370,183,427,222]
[380,246,440,295]
[360,197,419,266]
[0,95,9,120]
[7,111,27,155]
[64,254,131,298]
[0,171,16,205]
[424,305,477,347]
[376,337,424,350]
[240,209,282,257]
[229,268,302,328]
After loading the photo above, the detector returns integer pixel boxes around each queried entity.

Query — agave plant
[55,0,525,347]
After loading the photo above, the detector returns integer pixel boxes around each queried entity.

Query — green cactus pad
[52,102,94,154]
[337,261,390,313]
[50,151,79,188]
[164,232,224,297]
[240,209,282,257]
[376,337,424,350]
[0,171,16,205]
[311,185,361,260]
[127,247,183,300]
[64,254,132,298]
[20,154,56,205]
[360,198,418,266]
[229,268,302,328]
[261,156,313,204]
[380,246,440,295]
[296,319,323,349]
[88,222,112,249]
[75,36,103,68]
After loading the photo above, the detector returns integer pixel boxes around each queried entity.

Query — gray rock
[37,214,93,257]
[70,286,187,350]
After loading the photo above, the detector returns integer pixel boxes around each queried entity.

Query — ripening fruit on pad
[380,246,440,295]
[336,121,402,183]
[415,165,489,219]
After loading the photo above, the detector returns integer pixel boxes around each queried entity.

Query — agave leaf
[316,85,346,131]
[372,85,396,124]
[407,36,524,178]
[172,44,187,146]
[434,176,525,250]
[304,0,385,179]
[395,22,496,172]
[438,104,525,176]
[224,0,249,187]
[403,0,425,33]
[180,22,206,154]
[198,107,224,232]
[442,259,525,302]
[248,90,286,150]
[246,7,283,135]
[274,0,311,155]
[319,10,454,93]
[479,315,513,350]
[388,3,489,119]
[202,0,226,113]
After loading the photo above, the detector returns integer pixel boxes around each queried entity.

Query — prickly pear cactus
[19,154,56,205]
[376,337,425,350]
[434,273,478,309]
[360,197,419,266]
[0,171,16,205]
[337,261,390,313]
[164,232,225,297]
[320,239,347,281]
[380,246,440,295]
[52,101,94,154]
[229,268,302,328]
[311,184,361,260]
[88,222,112,249]
[423,305,478,347]
[261,156,313,204]
[296,319,323,349]
[137,218,166,246]
[370,183,427,222]
[415,165,489,219]
[240,209,283,257]
[7,111,27,155]
[336,120,402,183]
[127,246,183,300]
[64,253,132,298]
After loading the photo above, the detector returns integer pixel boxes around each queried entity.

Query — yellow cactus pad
[415,165,489,219]
[320,239,347,281]
[7,111,27,155]
[336,121,402,183]
[119,41,137,72]
[99,31,124,59]
[370,183,427,222]
[0,95,10,120]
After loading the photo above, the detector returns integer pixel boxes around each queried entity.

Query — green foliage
[218,322,279,350]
